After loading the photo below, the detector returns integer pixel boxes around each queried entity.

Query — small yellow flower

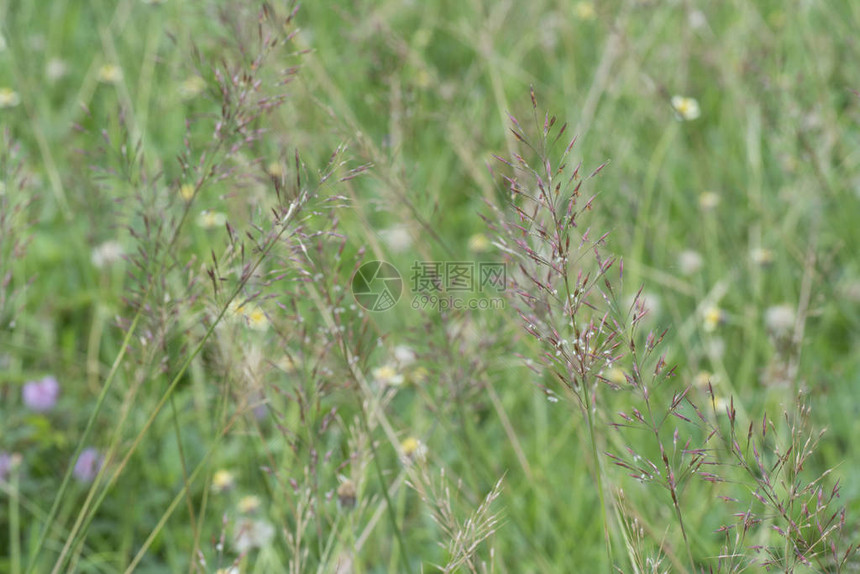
[278,354,298,373]
[699,191,720,210]
[337,479,357,510]
[212,469,235,493]
[604,367,627,386]
[671,95,701,121]
[574,2,596,20]
[227,300,246,318]
[180,183,195,202]
[196,210,227,229]
[409,365,429,384]
[98,64,123,84]
[401,437,419,456]
[179,75,205,99]
[266,161,283,178]
[468,233,490,253]
[693,370,713,390]
[750,248,774,267]
[244,305,269,332]
[238,495,261,514]
[703,306,724,332]
[373,364,404,387]
[0,88,21,109]
[415,68,431,89]
[712,395,730,415]
[400,437,426,462]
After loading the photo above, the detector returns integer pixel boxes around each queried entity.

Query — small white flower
[196,210,227,229]
[379,225,412,253]
[671,96,701,121]
[45,59,68,81]
[688,9,707,29]
[677,250,703,276]
[765,304,795,336]
[393,345,416,367]
[91,240,124,268]
[373,364,404,387]
[233,518,274,552]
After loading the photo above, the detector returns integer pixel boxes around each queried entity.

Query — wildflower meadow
[1,1,860,572]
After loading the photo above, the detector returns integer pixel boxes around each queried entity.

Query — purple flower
[73,448,104,483]
[0,452,21,483]
[0,452,12,482]
[22,375,60,412]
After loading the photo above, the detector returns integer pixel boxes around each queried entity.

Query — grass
[1,0,860,572]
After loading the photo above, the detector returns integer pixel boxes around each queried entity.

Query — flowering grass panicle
[486,89,626,566]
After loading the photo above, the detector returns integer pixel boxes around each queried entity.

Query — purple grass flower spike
[22,375,60,412]
[73,448,104,483]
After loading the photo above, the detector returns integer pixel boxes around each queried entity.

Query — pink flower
[22,376,60,412]
[73,448,104,483]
